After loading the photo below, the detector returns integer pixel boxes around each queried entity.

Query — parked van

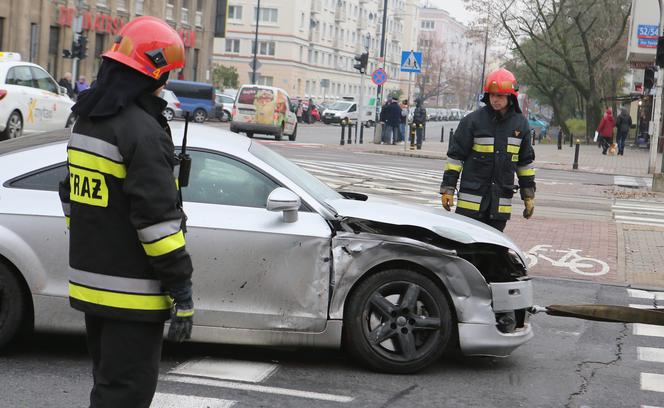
[164,80,215,123]
[321,97,376,125]
[230,85,298,140]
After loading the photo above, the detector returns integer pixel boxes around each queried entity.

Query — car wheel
[163,108,175,121]
[0,263,27,349]
[289,124,297,141]
[65,113,77,128]
[275,124,284,141]
[220,110,231,122]
[343,268,453,374]
[193,108,207,123]
[1,111,23,140]
[246,132,254,138]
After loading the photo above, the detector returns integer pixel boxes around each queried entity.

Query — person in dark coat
[440,68,535,232]
[615,108,632,156]
[412,98,427,149]
[382,97,402,144]
[58,72,74,98]
[597,107,615,155]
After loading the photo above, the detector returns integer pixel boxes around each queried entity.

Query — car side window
[182,150,279,208]
[349,104,357,112]
[222,95,234,104]
[31,67,58,94]
[7,163,67,191]
[7,66,34,88]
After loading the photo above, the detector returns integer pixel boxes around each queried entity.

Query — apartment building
[213,0,419,102]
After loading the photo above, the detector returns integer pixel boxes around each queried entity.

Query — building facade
[213,0,419,103]
[0,0,216,84]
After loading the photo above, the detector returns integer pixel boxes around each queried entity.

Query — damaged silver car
[0,125,533,373]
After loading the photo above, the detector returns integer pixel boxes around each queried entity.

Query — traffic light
[657,36,664,68]
[354,52,369,73]
[644,66,655,91]
[62,49,72,58]
[71,36,88,59]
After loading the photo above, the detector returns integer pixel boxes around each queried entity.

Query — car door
[4,66,33,133]
[181,149,332,332]
[30,66,68,131]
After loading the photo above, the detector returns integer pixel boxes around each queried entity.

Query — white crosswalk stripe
[151,393,235,408]
[627,289,664,406]
[612,200,664,227]
[614,176,652,188]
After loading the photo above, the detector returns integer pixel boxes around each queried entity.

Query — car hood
[325,195,528,263]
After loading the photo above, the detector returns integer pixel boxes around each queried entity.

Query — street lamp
[251,0,261,84]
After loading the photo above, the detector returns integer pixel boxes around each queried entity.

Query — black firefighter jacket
[58,94,193,322]
[440,105,536,221]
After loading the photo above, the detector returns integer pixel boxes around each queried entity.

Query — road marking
[160,375,354,403]
[641,373,664,393]
[612,200,664,227]
[629,304,664,309]
[151,392,235,408]
[170,358,279,383]
[638,347,664,364]
[634,324,664,338]
[628,289,664,300]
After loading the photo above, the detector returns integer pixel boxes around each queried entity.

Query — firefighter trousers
[85,314,164,408]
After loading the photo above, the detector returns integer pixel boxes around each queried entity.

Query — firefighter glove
[167,283,194,342]
[523,198,535,219]
[440,187,455,211]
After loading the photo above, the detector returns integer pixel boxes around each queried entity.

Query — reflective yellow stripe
[517,168,536,177]
[512,154,519,162]
[68,149,127,179]
[142,230,185,257]
[65,216,70,228]
[445,162,462,171]
[498,205,512,213]
[457,200,481,211]
[69,282,172,310]
[176,309,195,317]
[175,177,179,189]
[472,144,494,153]
[507,145,520,154]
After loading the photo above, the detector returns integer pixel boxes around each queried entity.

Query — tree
[212,64,239,90]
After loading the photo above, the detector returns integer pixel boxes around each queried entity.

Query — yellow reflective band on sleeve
[507,145,520,154]
[457,200,481,211]
[69,283,172,310]
[176,309,195,317]
[445,162,462,172]
[142,230,185,257]
[68,149,127,179]
[69,166,109,207]
[175,177,179,190]
[65,216,70,228]
[472,144,494,153]
[498,205,512,213]
[517,168,536,177]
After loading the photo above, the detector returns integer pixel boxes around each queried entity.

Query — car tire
[275,124,284,141]
[193,108,207,123]
[289,124,297,141]
[65,113,77,128]
[163,108,175,121]
[343,268,454,374]
[246,132,253,138]
[0,263,28,349]
[220,110,231,122]
[1,111,23,141]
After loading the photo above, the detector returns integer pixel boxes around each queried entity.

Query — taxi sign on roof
[0,52,21,62]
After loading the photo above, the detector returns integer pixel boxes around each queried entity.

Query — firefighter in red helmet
[439,68,536,232]
[59,16,194,407]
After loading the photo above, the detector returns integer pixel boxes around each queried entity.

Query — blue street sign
[371,68,387,86]
[400,50,422,73]
[637,24,659,49]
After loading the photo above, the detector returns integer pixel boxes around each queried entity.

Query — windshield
[327,101,353,111]
[249,141,342,206]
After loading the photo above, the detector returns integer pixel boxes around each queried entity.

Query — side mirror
[59,86,68,96]
[266,187,301,223]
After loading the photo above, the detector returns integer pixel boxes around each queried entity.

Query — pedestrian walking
[307,98,315,124]
[615,108,632,156]
[74,75,90,98]
[399,99,409,144]
[296,101,303,123]
[58,16,194,408]
[439,68,536,232]
[382,97,402,144]
[58,72,74,98]
[412,98,427,149]
[597,107,615,155]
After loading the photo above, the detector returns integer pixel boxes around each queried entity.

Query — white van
[321,98,375,126]
[230,85,298,140]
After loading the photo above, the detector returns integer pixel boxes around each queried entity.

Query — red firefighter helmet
[483,68,519,96]
[103,16,185,79]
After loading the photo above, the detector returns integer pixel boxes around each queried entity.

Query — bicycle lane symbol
[525,244,609,276]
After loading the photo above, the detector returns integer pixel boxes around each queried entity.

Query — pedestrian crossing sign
[400,50,422,73]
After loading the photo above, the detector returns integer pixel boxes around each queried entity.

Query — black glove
[167,283,194,342]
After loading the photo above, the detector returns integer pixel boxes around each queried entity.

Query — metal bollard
[531,129,536,145]
[441,125,445,143]
[557,129,562,150]
[355,121,359,144]
[347,120,353,144]
[573,139,580,170]
[417,124,423,149]
[359,124,364,144]
[449,128,454,142]
[569,132,574,147]
[410,123,416,150]
[340,119,346,145]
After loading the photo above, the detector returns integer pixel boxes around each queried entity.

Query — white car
[160,89,183,121]
[0,52,75,140]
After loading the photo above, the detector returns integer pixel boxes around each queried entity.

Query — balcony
[335,7,347,22]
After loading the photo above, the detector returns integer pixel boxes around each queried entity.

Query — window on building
[116,0,127,10]
[29,23,39,63]
[96,0,108,7]
[135,0,144,15]
[195,0,204,27]
[193,48,200,81]
[166,0,175,21]
[421,20,435,30]
[228,5,242,20]
[254,7,278,23]
[0,18,4,50]
[93,32,105,76]
[215,0,228,36]
[181,0,190,24]
[252,41,275,56]
[257,76,273,86]
[47,26,60,77]
[225,38,240,53]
